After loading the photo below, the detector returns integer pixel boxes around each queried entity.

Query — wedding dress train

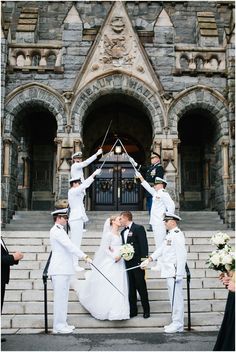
[76,224,130,320]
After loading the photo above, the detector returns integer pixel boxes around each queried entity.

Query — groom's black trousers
[127,267,150,315]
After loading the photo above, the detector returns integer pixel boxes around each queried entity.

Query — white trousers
[166,277,184,328]
[51,275,72,331]
[152,221,166,248]
[69,219,83,266]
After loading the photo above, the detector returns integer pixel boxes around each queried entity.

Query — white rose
[221,254,233,265]
[211,253,220,266]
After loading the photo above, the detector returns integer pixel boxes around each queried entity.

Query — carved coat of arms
[102,16,133,67]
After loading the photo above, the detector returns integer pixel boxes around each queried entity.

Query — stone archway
[71,73,166,137]
[4,83,66,133]
[168,86,230,219]
[70,74,165,211]
[168,86,229,136]
[2,84,66,220]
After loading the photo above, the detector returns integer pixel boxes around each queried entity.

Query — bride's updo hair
[110,215,119,226]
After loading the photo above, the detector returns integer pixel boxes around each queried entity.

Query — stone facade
[1,1,235,227]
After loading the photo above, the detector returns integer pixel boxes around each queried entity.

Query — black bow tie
[124,227,129,230]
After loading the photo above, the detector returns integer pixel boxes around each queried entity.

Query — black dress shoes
[143,312,150,319]
[146,225,153,232]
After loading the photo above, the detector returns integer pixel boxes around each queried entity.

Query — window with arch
[16,53,25,67]
[180,54,189,70]
[31,52,41,66]
[46,52,56,67]
[209,56,219,70]
[195,56,204,70]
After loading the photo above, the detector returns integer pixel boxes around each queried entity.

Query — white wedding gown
[77,231,130,320]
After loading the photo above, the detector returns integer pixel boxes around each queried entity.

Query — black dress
[213,291,235,351]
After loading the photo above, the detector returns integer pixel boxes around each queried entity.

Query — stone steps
[2,210,233,333]
[5,210,228,231]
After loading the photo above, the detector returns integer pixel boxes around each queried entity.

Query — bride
[77,215,130,320]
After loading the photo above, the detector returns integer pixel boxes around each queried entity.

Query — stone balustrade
[8,42,64,73]
[174,45,226,76]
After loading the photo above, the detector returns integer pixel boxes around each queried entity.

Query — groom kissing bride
[77,211,150,320]
[120,211,150,319]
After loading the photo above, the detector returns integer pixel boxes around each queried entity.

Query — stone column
[54,137,63,170]
[203,159,210,208]
[74,138,83,153]
[173,139,180,170]
[164,159,179,210]
[152,139,161,155]
[222,140,229,179]
[23,157,30,188]
[3,138,12,176]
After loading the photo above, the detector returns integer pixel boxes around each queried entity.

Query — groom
[120,211,150,318]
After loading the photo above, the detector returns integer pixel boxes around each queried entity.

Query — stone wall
[1,1,235,227]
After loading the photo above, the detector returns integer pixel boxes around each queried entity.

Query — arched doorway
[82,94,152,211]
[12,105,57,210]
[178,109,217,210]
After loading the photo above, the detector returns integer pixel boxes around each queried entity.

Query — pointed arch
[71,73,167,136]
[168,86,229,136]
[4,83,66,133]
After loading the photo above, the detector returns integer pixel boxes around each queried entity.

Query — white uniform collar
[55,223,64,229]
[169,226,179,233]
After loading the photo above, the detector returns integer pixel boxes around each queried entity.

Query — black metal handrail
[42,251,52,334]
[185,262,192,330]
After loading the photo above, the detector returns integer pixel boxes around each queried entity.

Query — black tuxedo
[1,240,18,311]
[121,223,150,316]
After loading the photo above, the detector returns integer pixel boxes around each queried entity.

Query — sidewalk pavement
[1,331,218,351]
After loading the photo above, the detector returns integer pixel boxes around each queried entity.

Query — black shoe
[130,312,138,318]
[1,337,6,342]
[143,312,150,319]
[146,225,152,232]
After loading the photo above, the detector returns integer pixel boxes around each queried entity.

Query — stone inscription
[77,76,156,105]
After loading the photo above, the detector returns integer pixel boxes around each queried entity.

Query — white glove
[140,258,150,269]
[128,156,138,167]
[175,276,183,283]
[93,168,102,176]
[85,256,93,264]
[96,148,103,156]
[135,171,142,179]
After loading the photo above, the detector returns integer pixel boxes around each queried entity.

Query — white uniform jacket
[68,175,95,222]
[70,153,97,182]
[48,224,86,276]
[141,180,175,225]
[150,227,187,278]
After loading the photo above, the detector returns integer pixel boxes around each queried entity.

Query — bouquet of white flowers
[206,247,235,272]
[120,244,134,261]
[210,232,230,249]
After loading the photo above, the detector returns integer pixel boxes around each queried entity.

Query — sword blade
[118,138,137,170]
[90,262,124,297]
[99,139,119,169]
[124,265,141,272]
[100,120,112,148]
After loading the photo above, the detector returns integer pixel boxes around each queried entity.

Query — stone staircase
[2,210,234,334]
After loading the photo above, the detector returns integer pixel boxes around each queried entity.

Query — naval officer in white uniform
[135,172,175,249]
[68,168,101,271]
[141,212,187,333]
[48,208,92,334]
[70,149,103,182]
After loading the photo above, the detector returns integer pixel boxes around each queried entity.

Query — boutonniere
[128,231,133,237]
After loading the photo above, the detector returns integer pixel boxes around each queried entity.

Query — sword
[100,120,112,149]
[124,265,141,272]
[90,262,124,297]
[117,138,137,170]
[99,139,119,169]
